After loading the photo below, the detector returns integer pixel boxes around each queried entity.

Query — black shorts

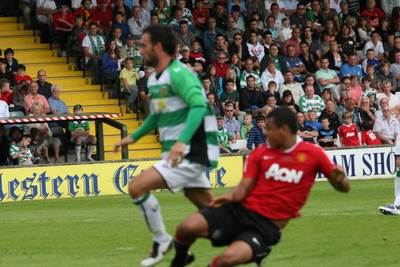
[200,202,282,263]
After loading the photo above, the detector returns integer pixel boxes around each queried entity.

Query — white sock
[75,145,81,159]
[87,144,95,158]
[394,177,400,206]
[133,193,170,244]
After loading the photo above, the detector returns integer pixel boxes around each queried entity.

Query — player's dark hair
[143,24,177,56]
[267,108,297,134]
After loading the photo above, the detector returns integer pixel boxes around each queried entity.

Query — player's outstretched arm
[209,178,257,207]
[329,165,350,193]
[113,136,134,152]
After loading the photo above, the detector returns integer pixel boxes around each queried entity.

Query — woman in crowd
[336,24,357,59]
[102,39,121,98]
[206,65,223,95]
[345,15,361,49]
[228,53,242,78]
[12,80,28,114]
[278,89,300,112]
[357,15,373,47]
[224,68,241,91]
[302,74,321,96]
[375,16,391,44]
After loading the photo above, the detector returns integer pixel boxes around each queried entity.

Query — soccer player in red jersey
[170,108,350,267]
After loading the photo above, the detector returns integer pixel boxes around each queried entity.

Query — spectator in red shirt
[14,64,33,83]
[338,111,360,146]
[95,0,113,35]
[0,78,13,105]
[74,0,98,29]
[192,0,209,31]
[360,0,385,28]
[53,2,75,56]
[212,52,229,78]
[361,121,381,145]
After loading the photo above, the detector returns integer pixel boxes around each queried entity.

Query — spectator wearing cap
[338,0,355,26]
[53,2,75,57]
[222,102,241,140]
[250,105,259,125]
[220,79,240,115]
[239,75,264,113]
[169,8,194,32]
[278,89,300,112]
[230,5,245,32]
[95,0,113,35]
[212,52,229,79]
[180,46,203,74]
[119,34,143,71]
[278,71,305,104]
[203,17,224,51]
[73,0,98,28]
[175,21,195,48]
[127,6,149,46]
[206,34,230,66]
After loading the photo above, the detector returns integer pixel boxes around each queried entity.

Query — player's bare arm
[209,178,257,207]
[113,136,134,152]
[329,165,350,192]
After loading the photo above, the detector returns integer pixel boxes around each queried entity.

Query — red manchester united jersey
[241,137,335,220]
[338,124,360,147]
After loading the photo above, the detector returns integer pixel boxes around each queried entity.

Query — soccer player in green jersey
[113,24,219,267]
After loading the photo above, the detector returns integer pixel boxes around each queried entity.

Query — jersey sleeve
[85,121,90,130]
[243,146,262,179]
[68,121,75,132]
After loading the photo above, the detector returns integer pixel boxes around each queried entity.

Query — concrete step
[16,56,75,63]
[46,77,92,86]
[65,99,119,107]
[102,134,159,144]
[0,23,25,31]
[62,92,105,101]
[104,149,162,160]
[15,49,58,58]
[0,17,19,23]
[62,85,101,92]
[104,142,162,150]
[0,30,35,37]
[24,63,74,73]
[64,105,123,113]
[26,70,94,78]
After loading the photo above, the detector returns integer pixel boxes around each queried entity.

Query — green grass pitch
[1,178,399,267]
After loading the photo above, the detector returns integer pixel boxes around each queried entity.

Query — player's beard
[145,48,159,68]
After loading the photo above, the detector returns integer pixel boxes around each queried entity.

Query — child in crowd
[7,126,21,145]
[120,57,140,113]
[240,113,253,140]
[349,73,362,107]
[151,0,171,24]
[4,48,18,74]
[384,33,394,59]
[71,14,86,71]
[28,127,48,164]
[361,49,380,74]
[9,134,32,165]
[305,110,322,131]
[368,92,379,112]
[246,115,266,150]
[377,59,396,92]
[217,114,246,154]
[263,81,280,103]
[68,104,97,162]
[190,40,205,64]
[112,12,130,43]
[220,79,240,112]
[177,0,195,26]
[192,0,208,31]
[317,117,337,148]
[264,95,279,110]
[111,26,124,49]
[365,63,380,91]
[175,43,182,60]
[361,76,376,97]
[361,121,382,145]
[250,105,259,125]
[0,78,12,105]
[14,64,32,83]
[338,112,360,147]
[251,56,260,74]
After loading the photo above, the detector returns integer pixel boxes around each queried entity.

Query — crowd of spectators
[4,0,400,159]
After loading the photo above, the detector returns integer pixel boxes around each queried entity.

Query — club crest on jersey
[160,88,169,97]
[297,153,307,162]
[265,163,304,183]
